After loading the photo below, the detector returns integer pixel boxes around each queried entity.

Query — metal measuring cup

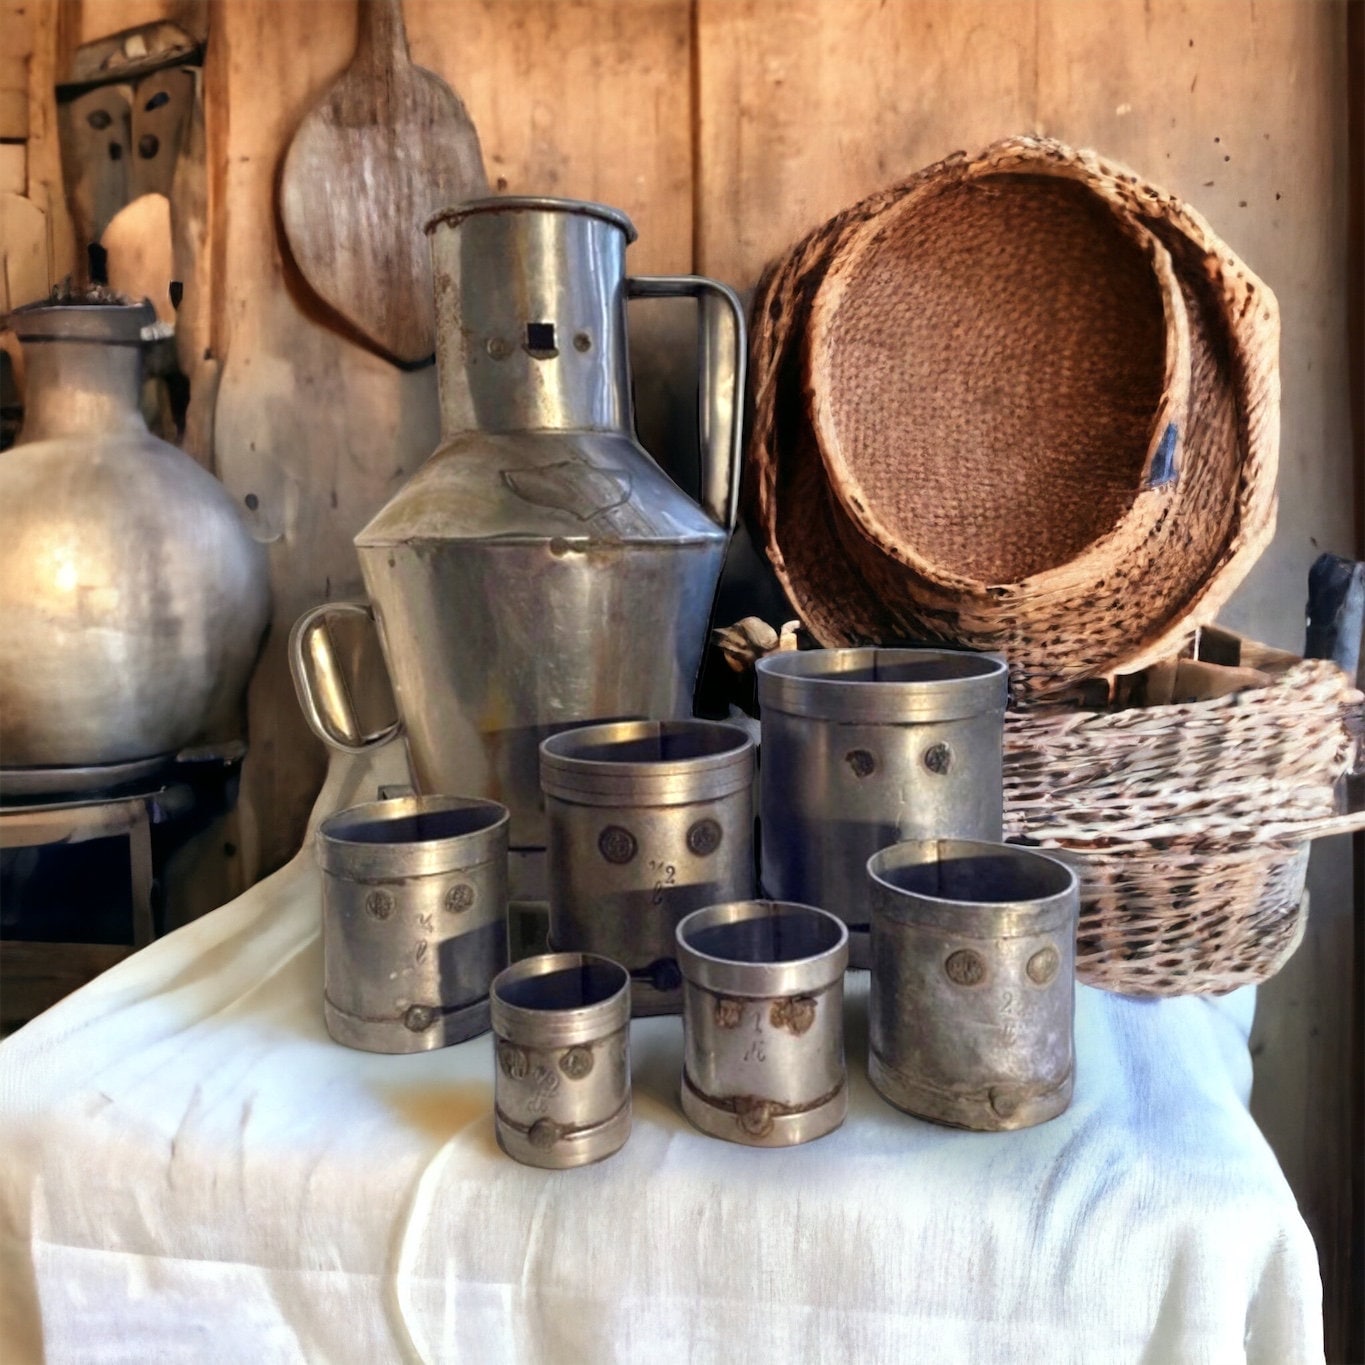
[540,719,756,1015]
[490,952,633,1168]
[867,837,1079,1131]
[316,795,509,1053]
[676,900,849,1147]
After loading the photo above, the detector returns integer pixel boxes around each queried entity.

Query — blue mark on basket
[1144,423,1179,489]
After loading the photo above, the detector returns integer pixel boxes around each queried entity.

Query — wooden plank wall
[3,0,1358,1351]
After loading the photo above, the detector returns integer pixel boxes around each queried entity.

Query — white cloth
[0,751,1323,1364]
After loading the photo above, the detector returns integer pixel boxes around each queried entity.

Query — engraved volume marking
[648,858,676,904]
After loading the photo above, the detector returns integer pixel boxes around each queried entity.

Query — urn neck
[17,337,147,443]
[426,198,638,438]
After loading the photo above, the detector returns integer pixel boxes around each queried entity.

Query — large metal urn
[0,302,270,792]
[292,197,745,878]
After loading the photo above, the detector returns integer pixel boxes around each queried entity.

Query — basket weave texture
[748,135,1280,704]
[1002,658,1365,995]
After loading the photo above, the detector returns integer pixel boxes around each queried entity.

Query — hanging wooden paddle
[278,0,488,364]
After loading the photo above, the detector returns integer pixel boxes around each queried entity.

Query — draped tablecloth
[0,750,1323,1364]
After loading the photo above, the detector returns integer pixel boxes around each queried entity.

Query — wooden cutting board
[0,193,49,312]
[277,0,487,365]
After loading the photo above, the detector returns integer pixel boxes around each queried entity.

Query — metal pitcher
[291,197,745,881]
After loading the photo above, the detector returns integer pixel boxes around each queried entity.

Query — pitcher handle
[626,275,746,532]
[288,601,403,754]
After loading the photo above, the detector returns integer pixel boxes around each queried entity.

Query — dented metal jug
[291,198,745,891]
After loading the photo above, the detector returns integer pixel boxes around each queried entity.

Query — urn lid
[7,299,156,344]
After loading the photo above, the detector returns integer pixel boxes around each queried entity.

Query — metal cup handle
[626,275,747,533]
[288,601,403,755]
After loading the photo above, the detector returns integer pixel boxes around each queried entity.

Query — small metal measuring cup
[867,837,1079,1131]
[540,718,756,1015]
[490,952,633,1168]
[676,900,849,1147]
[316,795,509,1053]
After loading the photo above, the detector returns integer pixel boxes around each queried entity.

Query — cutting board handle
[353,0,410,72]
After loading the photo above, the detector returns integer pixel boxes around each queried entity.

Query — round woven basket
[1003,656,1365,995]
[748,136,1280,703]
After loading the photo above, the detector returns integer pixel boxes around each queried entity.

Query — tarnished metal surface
[867,838,1079,1131]
[316,795,509,1054]
[756,648,1008,968]
[540,719,755,1015]
[676,900,848,1147]
[290,198,746,870]
[0,304,269,773]
[490,951,632,1168]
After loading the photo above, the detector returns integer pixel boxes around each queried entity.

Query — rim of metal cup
[539,719,755,806]
[756,647,1008,724]
[425,195,637,243]
[490,951,632,1049]
[675,900,849,997]
[316,794,510,879]
[867,838,1078,937]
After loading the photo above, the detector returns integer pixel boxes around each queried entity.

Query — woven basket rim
[745,134,1283,697]
[805,140,1193,594]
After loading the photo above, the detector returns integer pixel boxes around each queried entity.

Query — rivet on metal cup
[756,647,1008,970]
[316,795,510,1053]
[490,952,632,1168]
[676,900,849,1147]
[867,838,1079,1131]
[540,719,756,1017]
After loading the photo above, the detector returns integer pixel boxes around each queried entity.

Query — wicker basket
[748,135,1280,704]
[1003,650,1365,995]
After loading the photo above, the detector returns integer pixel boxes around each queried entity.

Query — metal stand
[0,783,194,1027]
